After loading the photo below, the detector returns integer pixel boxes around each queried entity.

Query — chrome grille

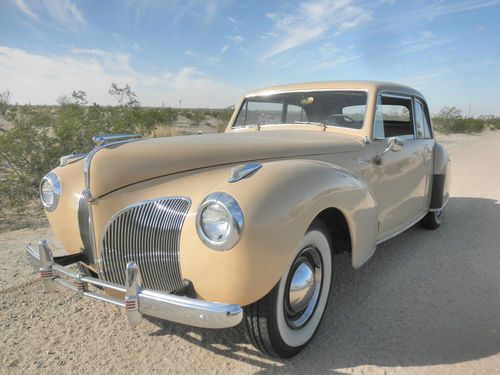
[100,197,190,292]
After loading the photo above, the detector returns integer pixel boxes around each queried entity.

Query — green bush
[432,106,485,133]
[0,90,10,115]
[0,86,233,217]
[0,107,58,214]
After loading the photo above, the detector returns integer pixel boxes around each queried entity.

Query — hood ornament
[92,134,141,146]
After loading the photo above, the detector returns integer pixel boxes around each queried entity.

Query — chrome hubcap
[289,263,315,312]
[284,246,323,329]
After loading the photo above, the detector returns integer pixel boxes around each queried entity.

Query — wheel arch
[315,207,352,255]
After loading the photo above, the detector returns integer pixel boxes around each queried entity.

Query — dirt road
[1,132,499,374]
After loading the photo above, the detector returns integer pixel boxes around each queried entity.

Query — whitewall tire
[244,220,332,358]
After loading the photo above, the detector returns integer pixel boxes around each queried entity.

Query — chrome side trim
[228,163,262,182]
[83,138,142,200]
[81,136,143,272]
[26,241,242,329]
[376,210,428,245]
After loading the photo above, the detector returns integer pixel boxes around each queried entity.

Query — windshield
[233,90,367,129]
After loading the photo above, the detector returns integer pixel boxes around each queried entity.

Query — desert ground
[1,131,499,374]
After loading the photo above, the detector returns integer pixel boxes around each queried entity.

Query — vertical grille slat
[100,197,190,293]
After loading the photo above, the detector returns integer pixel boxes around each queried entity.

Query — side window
[342,105,366,121]
[374,95,414,139]
[415,100,432,139]
[286,104,306,123]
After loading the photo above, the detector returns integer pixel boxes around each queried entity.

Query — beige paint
[44,160,84,254]
[42,81,450,306]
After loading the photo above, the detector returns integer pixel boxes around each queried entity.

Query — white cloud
[11,0,39,20]
[372,0,500,33]
[133,0,232,24]
[226,16,241,26]
[261,0,370,61]
[42,0,85,27]
[185,50,201,58]
[398,31,456,54]
[226,35,244,43]
[8,0,85,30]
[267,42,360,71]
[0,46,242,107]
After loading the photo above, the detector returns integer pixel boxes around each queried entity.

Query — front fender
[180,159,378,305]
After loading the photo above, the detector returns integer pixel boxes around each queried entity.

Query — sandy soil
[1,131,499,374]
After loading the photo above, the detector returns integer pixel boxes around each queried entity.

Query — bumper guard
[26,240,242,329]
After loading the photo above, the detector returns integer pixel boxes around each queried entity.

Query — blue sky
[1,0,499,115]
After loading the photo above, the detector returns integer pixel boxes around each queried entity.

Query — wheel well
[315,208,351,254]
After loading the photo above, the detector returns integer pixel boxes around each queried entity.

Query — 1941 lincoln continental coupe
[27,81,450,358]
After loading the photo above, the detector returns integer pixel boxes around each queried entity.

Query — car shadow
[148,197,500,373]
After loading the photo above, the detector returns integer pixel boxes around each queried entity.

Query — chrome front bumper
[25,241,243,329]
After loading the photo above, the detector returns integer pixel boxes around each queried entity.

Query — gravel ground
[1,131,499,374]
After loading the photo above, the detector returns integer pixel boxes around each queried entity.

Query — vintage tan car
[27,81,450,358]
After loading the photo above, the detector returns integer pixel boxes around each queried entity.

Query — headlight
[40,173,61,212]
[196,192,243,251]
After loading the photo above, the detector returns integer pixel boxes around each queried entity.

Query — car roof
[245,80,424,99]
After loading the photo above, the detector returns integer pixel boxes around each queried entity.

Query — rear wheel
[421,208,444,229]
[244,221,332,358]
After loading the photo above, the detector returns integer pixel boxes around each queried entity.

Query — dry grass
[151,124,184,138]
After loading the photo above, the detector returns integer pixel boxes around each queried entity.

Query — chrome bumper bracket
[125,262,143,327]
[26,241,243,329]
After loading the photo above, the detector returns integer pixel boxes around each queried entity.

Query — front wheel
[244,221,332,358]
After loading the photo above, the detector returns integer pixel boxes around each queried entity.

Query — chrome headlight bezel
[40,172,61,212]
[196,192,243,251]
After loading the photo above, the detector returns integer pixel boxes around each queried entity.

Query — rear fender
[430,143,451,209]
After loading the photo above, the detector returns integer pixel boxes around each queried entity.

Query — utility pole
[468,103,472,118]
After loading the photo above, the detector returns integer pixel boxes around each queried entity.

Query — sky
[0,0,499,115]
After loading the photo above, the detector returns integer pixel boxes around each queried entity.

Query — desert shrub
[481,117,500,130]
[0,107,58,214]
[183,110,206,123]
[207,107,234,132]
[0,90,10,115]
[453,118,485,133]
[433,106,485,133]
[0,92,231,215]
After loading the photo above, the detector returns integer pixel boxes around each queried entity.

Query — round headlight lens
[200,203,232,242]
[40,173,60,211]
[197,192,243,251]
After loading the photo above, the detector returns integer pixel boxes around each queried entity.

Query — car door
[370,93,429,237]
[413,97,435,209]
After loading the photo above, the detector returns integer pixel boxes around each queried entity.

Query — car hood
[87,129,364,197]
